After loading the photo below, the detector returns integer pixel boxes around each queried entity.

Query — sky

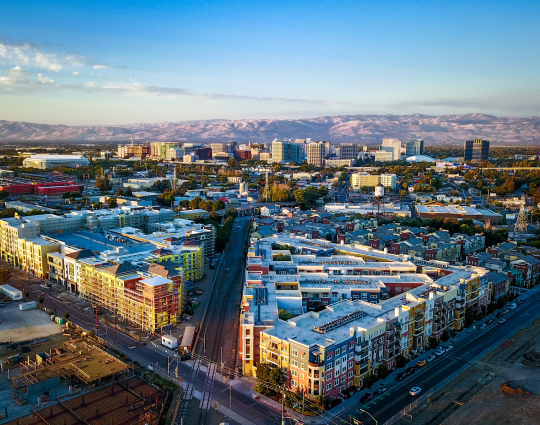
[1,0,539,125]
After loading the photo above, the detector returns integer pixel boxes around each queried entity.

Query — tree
[107,197,118,208]
[464,307,474,328]
[395,354,408,368]
[225,208,238,219]
[441,328,450,342]
[377,364,390,379]
[325,233,333,242]
[189,197,202,210]
[212,200,226,211]
[115,187,124,196]
[228,158,239,168]
[428,336,440,350]
[124,186,133,197]
[0,267,12,284]
[0,190,9,199]
[496,295,507,309]
[278,309,294,320]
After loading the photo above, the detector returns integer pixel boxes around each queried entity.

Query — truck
[19,301,37,311]
[0,284,23,301]
[161,335,178,349]
[180,327,196,353]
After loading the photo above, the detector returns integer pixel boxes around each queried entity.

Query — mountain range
[1,113,539,145]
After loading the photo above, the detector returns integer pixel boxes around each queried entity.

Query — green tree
[441,328,450,342]
[115,187,124,196]
[278,309,294,320]
[395,354,408,368]
[228,158,239,168]
[212,200,226,211]
[377,364,390,379]
[125,186,133,197]
[107,197,118,208]
[428,336,440,350]
[189,197,202,210]
[0,190,10,199]
[464,307,474,328]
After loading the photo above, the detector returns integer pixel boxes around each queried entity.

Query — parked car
[360,393,372,403]
[396,373,406,381]
[434,349,445,357]
[426,354,436,362]
[441,345,454,352]
[518,299,525,304]
[416,360,427,367]
[405,366,417,374]
[486,319,493,325]
[496,312,503,318]
[409,387,422,396]
[374,387,387,395]
[478,324,487,330]
[508,303,517,309]
[498,318,506,324]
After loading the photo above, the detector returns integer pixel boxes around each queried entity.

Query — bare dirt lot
[398,317,540,425]
[0,302,70,366]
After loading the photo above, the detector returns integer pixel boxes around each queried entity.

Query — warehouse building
[22,154,90,169]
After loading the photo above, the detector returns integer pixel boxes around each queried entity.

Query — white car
[508,303,517,309]
[426,354,436,362]
[434,349,445,356]
[441,345,454,352]
[409,387,422,396]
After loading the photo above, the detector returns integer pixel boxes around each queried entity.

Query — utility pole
[302,390,305,417]
[229,369,232,412]
[281,389,285,425]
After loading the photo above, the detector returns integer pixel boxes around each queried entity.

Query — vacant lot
[398,317,540,425]
[0,301,69,365]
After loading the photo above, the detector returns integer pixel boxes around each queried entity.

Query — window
[326,373,332,380]
[335,349,340,356]
[342,346,347,353]
[335,359,340,367]
[361,293,367,298]
[322,301,328,305]
[370,294,377,299]
[326,353,333,360]
[292,380,297,387]
[291,359,298,367]
[335,379,339,386]
[301,363,306,371]
[342,294,347,299]
[322,292,329,297]
[332,292,338,297]
[292,349,298,357]
[326,383,332,391]
[352,294,359,299]
[348,371,353,378]
[326,362,333,370]
[341,376,346,383]
[301,353,305,359]
[300,373,304,380]
[292,370,298,377]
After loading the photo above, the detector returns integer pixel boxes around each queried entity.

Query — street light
[358,409,378,425]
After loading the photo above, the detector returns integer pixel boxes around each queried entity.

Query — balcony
[414,314,424,322]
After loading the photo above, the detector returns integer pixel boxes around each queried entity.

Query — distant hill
[1,113,539,144]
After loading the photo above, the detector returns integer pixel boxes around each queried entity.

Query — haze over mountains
[0,113,539,145]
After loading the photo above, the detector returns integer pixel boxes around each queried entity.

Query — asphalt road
[342,288,540,425]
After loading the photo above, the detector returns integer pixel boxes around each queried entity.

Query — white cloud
[0,36,125,72]
[72,71,79,75]
[37,73,54,83]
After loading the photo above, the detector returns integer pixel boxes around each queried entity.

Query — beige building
[306,141,325,167]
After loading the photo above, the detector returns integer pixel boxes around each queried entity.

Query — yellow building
[149,241,203,282]
[17,237,61,278]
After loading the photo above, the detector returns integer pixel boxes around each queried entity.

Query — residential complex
[239,234,495,399]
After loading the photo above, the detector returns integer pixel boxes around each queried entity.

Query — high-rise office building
[306,141,325,167]
[225,141,238,154]
[182,143,204,155]
[339,143,356,160]
[406,139,424,157]
[210,143,224,153]
[151,142,179,158]
[464,139,489,162]
[380,139,402,161]
[271,140,306,163]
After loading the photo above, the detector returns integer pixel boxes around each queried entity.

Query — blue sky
[1,0,539,125]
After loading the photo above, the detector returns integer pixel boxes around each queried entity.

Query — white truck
[161,335,178,349]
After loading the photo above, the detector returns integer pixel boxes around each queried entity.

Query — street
[340,288,540,425]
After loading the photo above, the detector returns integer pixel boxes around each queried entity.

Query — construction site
[397,316,540,425]
[0,339,170,425]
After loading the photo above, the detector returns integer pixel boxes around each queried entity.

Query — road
[341,289,540,425]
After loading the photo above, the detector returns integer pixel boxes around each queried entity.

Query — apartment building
[339,143,356,160]
[305,142,325,167]
[350,173,397,190]
[239,234,494,398]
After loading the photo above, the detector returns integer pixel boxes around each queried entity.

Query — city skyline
[1,0,540,125]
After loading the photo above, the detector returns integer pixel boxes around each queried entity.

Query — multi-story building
[151,142,179,158]
[195,148,213,160]
[405,140,424,157]
[380,139,402,161]
[117,145,151,159]
[0,181,83,196]
[463,139,489,162]
[374,150,394,162]
[350,173,397,190]
[306,142,325,167]
[239,234,494,397]
[271,140,306,164]
[339,143,356,160]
